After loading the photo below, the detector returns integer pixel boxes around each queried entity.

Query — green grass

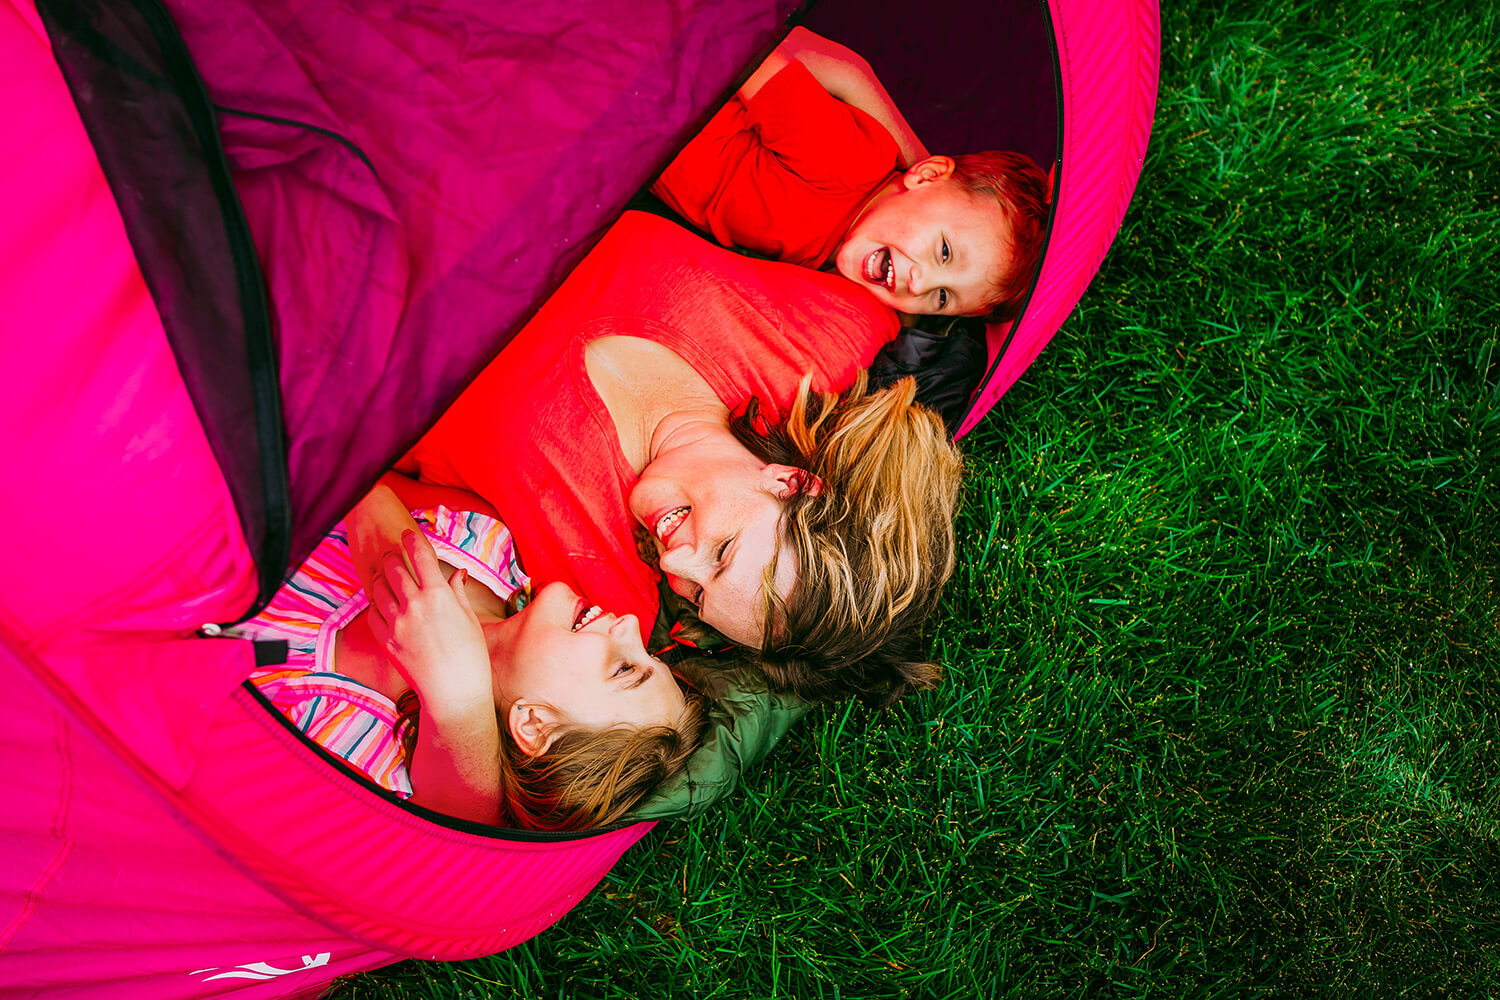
[332,1,1499,996]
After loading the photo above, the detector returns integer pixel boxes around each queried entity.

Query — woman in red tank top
[398,212,962,706]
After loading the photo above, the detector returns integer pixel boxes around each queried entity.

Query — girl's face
[627,423,804,649]
[489,582,687,736]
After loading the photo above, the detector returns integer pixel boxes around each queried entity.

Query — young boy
[652,27,1049,322]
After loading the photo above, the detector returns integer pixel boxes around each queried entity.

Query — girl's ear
[508,701,560,757]
[766,463,823,499]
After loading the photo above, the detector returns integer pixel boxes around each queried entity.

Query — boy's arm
[367,530,502,825]
[737,48,793,103]
[765,27,927,167]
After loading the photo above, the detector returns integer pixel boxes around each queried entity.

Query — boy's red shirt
[651,60,902,268]
[400,212,899,637]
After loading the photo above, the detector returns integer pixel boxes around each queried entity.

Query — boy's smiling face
[834,156,1013,318]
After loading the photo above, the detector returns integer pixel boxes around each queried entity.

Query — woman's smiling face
[628,423,805,649]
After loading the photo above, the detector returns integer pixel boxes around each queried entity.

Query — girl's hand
[368,529,504,825]
[366,529,492,710]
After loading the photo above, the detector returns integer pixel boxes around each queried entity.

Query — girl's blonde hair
[397,686,710,830]
[727,373,963,706]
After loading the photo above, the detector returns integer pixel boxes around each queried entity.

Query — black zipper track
[246,682,635,843]
[125,0,294,623]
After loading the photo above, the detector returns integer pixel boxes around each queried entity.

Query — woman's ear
[508,701,560,757]
[766,463,823,498]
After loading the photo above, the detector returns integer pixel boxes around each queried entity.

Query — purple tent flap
[164,0,807,576]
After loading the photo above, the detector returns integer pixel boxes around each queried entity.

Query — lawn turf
[331,0,1499,996]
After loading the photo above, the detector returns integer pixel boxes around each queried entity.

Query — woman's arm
[763,27,927,167]
[366,530,502,824]
[378,470,498,519]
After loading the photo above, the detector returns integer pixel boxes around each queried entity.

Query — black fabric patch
[252,640,290,668]
[868,320,988,437]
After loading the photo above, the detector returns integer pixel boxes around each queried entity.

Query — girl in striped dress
[232,484,708,830]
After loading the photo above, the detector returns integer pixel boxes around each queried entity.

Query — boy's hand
[773,27,927,167]
[366,529,491,713]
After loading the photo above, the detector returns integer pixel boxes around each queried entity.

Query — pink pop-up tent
[0,0,1157,995]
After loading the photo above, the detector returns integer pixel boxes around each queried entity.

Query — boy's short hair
[951,150,1049,322]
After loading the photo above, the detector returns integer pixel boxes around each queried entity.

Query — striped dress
[233,506,527,797]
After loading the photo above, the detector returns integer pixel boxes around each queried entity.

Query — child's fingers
[366,594,392,645]
[447,568,475,615]
[379,547,415,603]
[402,529,443,589]
[367,571,399,624]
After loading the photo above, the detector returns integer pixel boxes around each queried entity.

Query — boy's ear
[903,155,957,189]
[508,701,560,757]
[765,463,823,499]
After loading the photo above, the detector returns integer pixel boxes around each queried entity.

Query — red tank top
[403,211,898,633]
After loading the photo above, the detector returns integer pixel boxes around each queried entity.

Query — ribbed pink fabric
[173,683,654,957]
[0,0,260,792]
[2,640,398,998]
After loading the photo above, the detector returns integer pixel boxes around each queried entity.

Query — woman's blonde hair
[729,373,963,706]
[397,686,710,830]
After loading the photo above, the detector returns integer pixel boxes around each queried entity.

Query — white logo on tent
[190,953,331,981]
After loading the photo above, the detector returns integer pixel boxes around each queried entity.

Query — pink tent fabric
[1,0,791,993]
[0,0,1158,994]
[955,0,1161,437]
